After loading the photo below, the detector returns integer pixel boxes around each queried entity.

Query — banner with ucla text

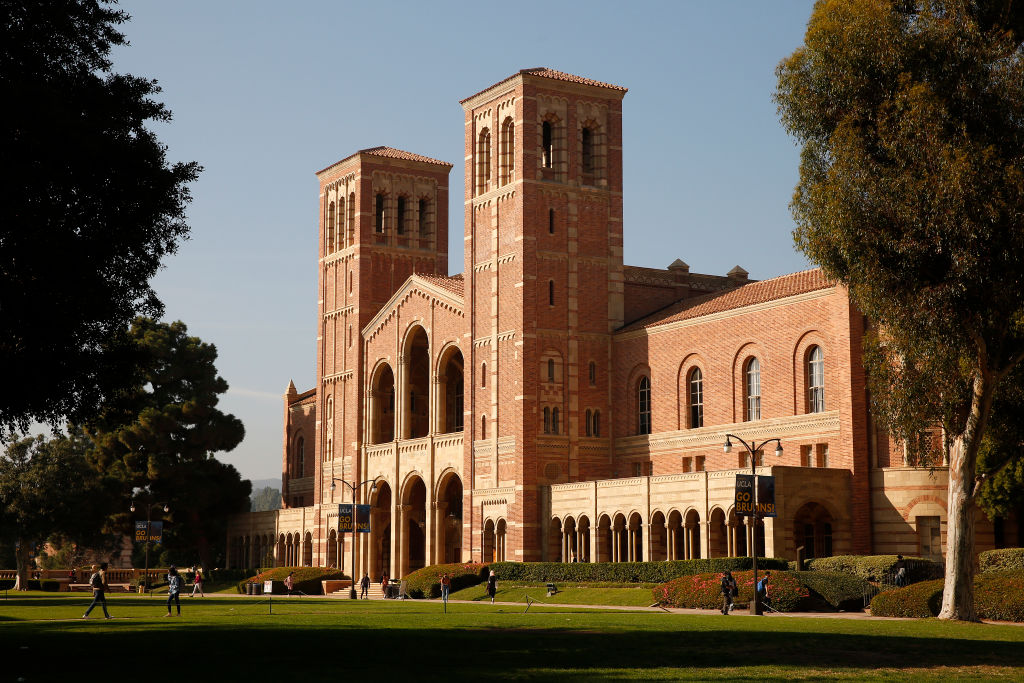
[734,474,776,518]
[338,504,354,532]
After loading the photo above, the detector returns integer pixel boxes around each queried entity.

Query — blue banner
[134,520,163,543]
[356,504,371,533]
[338,504,354,532]
[734,474,776,518]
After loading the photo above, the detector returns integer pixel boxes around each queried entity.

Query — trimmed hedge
[870,573,1024,621]
[805,555,943,584]
[488,558,788,584]
[979,548,1024,574]
[0,579,61,591]
[404,563,488,599]
[654,570,808,612]
[236,566,348,595]
[793,571,869,610]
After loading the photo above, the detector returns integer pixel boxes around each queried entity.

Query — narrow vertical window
[375,193,385,233]
[337,196,345,248]
[548,280,554,306]
[477,128,491,194]
[552,407,560,435]
[638,376,652,435]
[500,117,515,185]
[481,416,487,439]
[581,126,594,173]
[588,361,596,386]
[547,358,555,382]
[348,270,353,293]
[593,411,601,437]
[549,208,555,234]
[585,409,592,436]
[348,325,352,347]
[481,362,487,388]
[808,346,825,413]
[542,121,553,168]
[745,358,761,421]
[327,202,335,252]
[347,192,355,243]
[297,437,305,478]
[396,196,406,235]
[543,407,551,433]
[418,198,430,235]
[689,367,704,428]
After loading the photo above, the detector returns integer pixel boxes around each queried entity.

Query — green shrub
[793,571,869,610]
[0,580,13,590]
[979,548,1024,574]
[236,566,348,595]
[975,572,1024,622]
[654,570,808,612]
[404,563,487,599]
[870,579,944,617]
[209,568,253,583]
[806,555,942,584]
[488,558,788,584]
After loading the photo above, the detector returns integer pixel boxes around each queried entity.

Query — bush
[793,571,869,610]
[488,558,788,584]
[974,572,1024,622]
[870,579,944,617]
[654,570,808,612]
[236,566,348,595]
[979,548,1024,574]
[404,563,488,599]
[209,568,254,583]
[806,555,942,584]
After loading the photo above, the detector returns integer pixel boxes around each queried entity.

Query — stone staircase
[327,581,385,599]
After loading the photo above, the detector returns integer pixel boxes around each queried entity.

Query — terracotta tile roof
[417,273,464,298]
[289,387,316,406]
[620,269,834,332]
[317,146,452,175]
[460,67,628,104]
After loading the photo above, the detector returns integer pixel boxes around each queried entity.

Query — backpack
[90,572,102,589]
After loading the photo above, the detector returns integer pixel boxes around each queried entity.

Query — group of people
[719,570,772,615]
[80,563,205,620]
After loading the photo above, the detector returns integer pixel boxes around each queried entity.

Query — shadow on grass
[7,614,1024,681]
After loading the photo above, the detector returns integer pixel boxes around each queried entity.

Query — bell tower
[461,68,627,561]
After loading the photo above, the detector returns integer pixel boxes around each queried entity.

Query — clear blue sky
[109,0,816,483]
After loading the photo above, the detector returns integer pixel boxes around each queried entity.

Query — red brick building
[227,68,1019,576]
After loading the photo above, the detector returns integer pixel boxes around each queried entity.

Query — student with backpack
[165,566,182,617]
[720,570,737,615]
[82,563,111,619]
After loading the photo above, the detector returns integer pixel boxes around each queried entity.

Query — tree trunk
[13,541,30,591]
[939,371,994,621]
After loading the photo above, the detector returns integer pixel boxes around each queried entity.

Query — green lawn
[3,592,1023,681]
[451,582,656,606]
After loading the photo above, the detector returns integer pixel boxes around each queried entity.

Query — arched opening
[401,476,427,576]
[500,116,515,185]
[709,508,728,558]
[439,347,464,433]
[667,510,683,561]
[542,120,553,168]
[576,516,591,562]
[476,128,491,195]
[563,516,577,562]
[548,518,563,562]
[495,519,507,561]
[650,511,667,561]
[327,529,338,569]
[728,509,747,557]
[326,201,335,252]
[807,345,826,413]
[597,515,612,562]
[370,364,395,444]
[628,512,644,562]
[483,519,496,562]
[370,481,392,580]
[684,510,701,559]
[745,357,761,421]
[303,531,313,567]
[403,326,430,439]
[794,502,835,559]
[277,534,285,567]
[436,473,463,564]
[613,513,628,562]
[637,376,652,434]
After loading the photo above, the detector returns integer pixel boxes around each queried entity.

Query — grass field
[3,592,1023,681]
[451,582,656,606]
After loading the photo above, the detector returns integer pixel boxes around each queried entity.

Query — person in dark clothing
[894,555,908,587]
[82,563,111,619]
[360,573,370,599]
[757,571,771,611]
[165,565,182,617]
[486,570,497,604]
[720,570,737,614]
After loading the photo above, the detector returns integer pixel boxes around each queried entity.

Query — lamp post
[723,434,782,615]
[130,498,169,596]
[330,476,382,599]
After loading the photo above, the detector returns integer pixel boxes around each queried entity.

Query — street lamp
[130,498,169,596]
[330,476,382,599]
[723,434,783,615]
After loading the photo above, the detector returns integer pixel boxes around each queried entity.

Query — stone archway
[370,364,395,444]
[483,519,496,562]
[709,508,728,558]
[437,346,464,433]
[628,512,644,561]
[684,510,701,559]
[597,515,612,562]
[563,516,578,562]
[650,511,667,561]
[370,481,392,580]
[303,531,313,566]
[667,510,684,560]
[435,472,463,564]
[403,326,430,439]
[576,516,591,562]
[613,514,627,562]
[327,529,338,569]
[793,501,835,559]
[401,476,427,576]
[495,519,507,561]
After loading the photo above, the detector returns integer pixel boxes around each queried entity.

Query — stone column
[434,501,448,565]
[683,524,691,560]
[746,517,755,558]
[702,521,711,560]
[396,354,409,441]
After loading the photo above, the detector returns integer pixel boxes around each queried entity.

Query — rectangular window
[695,456,705,472]
[375,194,385,233]
[816,444,829,468]
[418,198,430,235]
[681,457,692,473]
[396,196,406,235]
[801,445,813,467]
[917,516,942,561]
[633,462,642,477]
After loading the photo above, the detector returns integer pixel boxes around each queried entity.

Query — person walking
[164,566,182,617]
[381,571,389,598]
[894,555,908,587]
[359,573,370,599]
[440,572,451,607]
[720,570,737,615]
[190,566,204,597]
[284,572,295,596]
[486,570,497,604]
[82,563,111,619]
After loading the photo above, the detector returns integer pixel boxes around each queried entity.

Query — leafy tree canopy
[0,0,200,433]
[251,486,282,512]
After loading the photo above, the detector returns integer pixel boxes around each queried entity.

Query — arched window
[547,358,555,382]
[326,202,335,252]
[588,361,596,386]
[585,409,592,436]
[593,410,601,437]
[581,126,594,174]
[689,367,704,428]
[396,196,406,235]
[481,362,486,388]
[481,416,487,439]
[337,196,345,248]
[477,128,491,194]
[638,376,652,435]
[347,192,355,243]
[552,407,560,435]
[808,346,825,413]
[500,117,515,185]
[745,358,761,421]
[418,198,430,235]
[348,270,353,293]
[543,407,551,434]
[542,120,553,168]
[375,193,385,233]
[549,208,555,234]
[548,280,555,306]
[296,437,305,478]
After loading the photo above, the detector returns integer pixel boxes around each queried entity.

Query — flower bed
[404,563,487,599]
[653,570,808,612]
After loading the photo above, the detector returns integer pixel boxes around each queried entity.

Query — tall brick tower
[461,69,627,561]
[311,148,452,543]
